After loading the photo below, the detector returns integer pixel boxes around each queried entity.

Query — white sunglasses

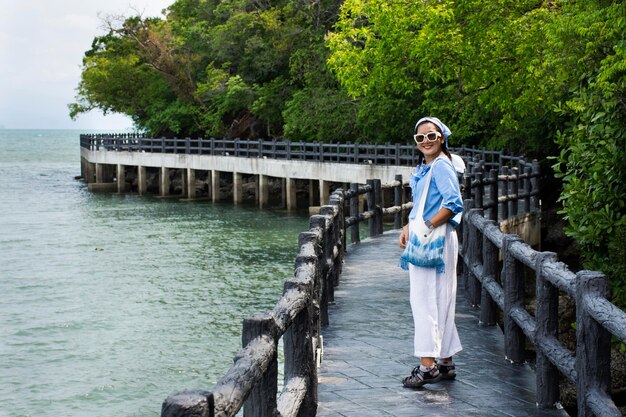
[413,131,442,145]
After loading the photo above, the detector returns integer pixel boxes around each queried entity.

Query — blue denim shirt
[408,156,464,227]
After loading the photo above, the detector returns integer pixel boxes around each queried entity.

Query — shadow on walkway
[317,231,569,417]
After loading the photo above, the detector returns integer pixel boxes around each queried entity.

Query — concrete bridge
[80,135,416,209]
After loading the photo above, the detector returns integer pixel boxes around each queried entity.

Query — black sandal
[402,365,442,388]
[437,362,456,380]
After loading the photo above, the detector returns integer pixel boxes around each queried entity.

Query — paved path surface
[317,231,568,417]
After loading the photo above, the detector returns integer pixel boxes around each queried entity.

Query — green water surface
[0,130,308,417]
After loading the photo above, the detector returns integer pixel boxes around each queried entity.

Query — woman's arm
[426,207,454,228]
[399,224,409,248]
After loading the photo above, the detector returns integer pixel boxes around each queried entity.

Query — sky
[0,0,173,130]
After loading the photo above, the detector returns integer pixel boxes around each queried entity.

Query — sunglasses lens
[414,132,439,144]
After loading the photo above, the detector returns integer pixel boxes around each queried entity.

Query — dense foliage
[70,0,346,139]
[551,2,626,306]
[330,0,625,307]
[71,0,625,304]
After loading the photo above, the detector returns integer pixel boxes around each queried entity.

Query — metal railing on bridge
[80,134,527,170]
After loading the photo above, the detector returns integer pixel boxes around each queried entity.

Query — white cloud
[0,0,172,129]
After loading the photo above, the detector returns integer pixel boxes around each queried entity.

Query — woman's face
[415,122,444,160]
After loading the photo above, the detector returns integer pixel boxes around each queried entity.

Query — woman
[399,116,464,388]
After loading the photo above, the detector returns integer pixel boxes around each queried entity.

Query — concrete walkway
[317,231,569,417]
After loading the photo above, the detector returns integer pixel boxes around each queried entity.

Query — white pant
[408,223,462,358]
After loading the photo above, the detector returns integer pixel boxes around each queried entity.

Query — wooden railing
[461,204,626,416]
[158,149,544,417]
[152,140,623,416]
[162,194,346,417]
[80,134,529,169]
[459,187,625,416]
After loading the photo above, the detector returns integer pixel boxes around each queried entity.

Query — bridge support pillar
[80,157,87,181]
[211,170,220,202]
[259,174,269,208]
[117,164,126,193]
[160,167,170,197]
[95,163,104,183]
[280,178,287,209]
[309,180,317,206]
[233,172,242,204]
[94,163,115,185]
[319,179,330,206]
[138,166,147,195]
[286,177,297,210]
[186,168,196,199]
[82,158,94,183]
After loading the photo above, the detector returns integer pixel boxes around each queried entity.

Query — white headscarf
[414,116,452,147]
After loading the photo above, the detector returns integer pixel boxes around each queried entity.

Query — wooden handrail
[155,141,622,417]
[462,208,625,417]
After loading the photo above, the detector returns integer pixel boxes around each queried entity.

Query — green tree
[326,0,566,150]
[552,1,626,306]
[71,0,349,139]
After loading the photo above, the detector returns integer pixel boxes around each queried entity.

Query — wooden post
[350,183,360,244]
[296,231,322,340]
[467,208,483,307]
[480,220,498,326]
[523,166,532,214]
[460,199,474,291]
[320,208,335,305]
[336,191,347,254]
[474,167,484,209]
[502,235,525,363]
[509,167,518,217]
[394,174,403,229]
[498,166,509,221]
[320,205,338,303]
[243,314,278,417]
[488,169,498,221]
[161,390,213,417]
[366,179,375,238]
[329,193,345,263]
[463,172,472,201]
[309,215,329,327]
[283,280,317,417]
[531,160,540,212]
[536,252,559,408]
[575,271,613,417]
[374,179,383,235]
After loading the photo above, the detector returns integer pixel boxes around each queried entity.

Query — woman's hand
[399,224,409,249]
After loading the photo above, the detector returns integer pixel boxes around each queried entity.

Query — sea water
[0,130,308,416]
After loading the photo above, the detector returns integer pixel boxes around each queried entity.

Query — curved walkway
[317,231,569,417]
